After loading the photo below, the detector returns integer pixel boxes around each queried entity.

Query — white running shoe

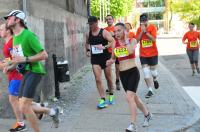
[126,123,137,132]
[142,112,153,127]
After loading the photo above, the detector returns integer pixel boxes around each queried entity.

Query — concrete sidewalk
[0,59,200,132]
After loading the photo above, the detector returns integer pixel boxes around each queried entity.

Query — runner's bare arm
[182,34,187,44]
[5,63,17,71]
[136,30,143,43]
[126,38,137,55]
[12,50,48,64]
[85,33,91,57]
[145,32,156,42]
[26,50,48,62]
[106,41,116,66]
[85,33,90,50]
[103,30,115,49]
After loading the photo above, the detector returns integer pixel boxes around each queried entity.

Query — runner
[106,23,152,132]
[105,14,121,90]
[182,22,200,76]
[125,22,135,39]
[4,10,58,132]
[136,13,159,98]
[0,23,26,132]
[85,16,115,109]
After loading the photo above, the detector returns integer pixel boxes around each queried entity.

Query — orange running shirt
[182,31,200,50]
[128,31,135,39]
[104,26,115,53]
[136,24,158,57]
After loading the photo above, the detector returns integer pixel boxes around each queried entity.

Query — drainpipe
[87,0,91,16]
[22,0,28,15]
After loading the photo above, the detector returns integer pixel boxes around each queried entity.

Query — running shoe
[51,107,60,128]
[153,80,159,89]
[197,68,200,74]
[106,89,110,93]
[192,71,196,76]
[9,122,27,132]
[142,112,153,127]
[126,123,137,132]
[145,91,153,98]
[97,99,107,109]
[108,95,115,105]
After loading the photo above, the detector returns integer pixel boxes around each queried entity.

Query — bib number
[142,40,153,48]
[114,46,129,58]
[190,41,198,48]
[91,44,103,54]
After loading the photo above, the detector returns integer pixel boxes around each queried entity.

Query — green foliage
[90,0,134,18]
[171,0,200,27]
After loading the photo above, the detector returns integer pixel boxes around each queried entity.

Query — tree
[171,0,200,28]
[90,0,134,19]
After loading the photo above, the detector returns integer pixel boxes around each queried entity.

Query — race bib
[114,46,129,58]
[91,44,103,54]
[190,41,198,48]
[13,45,24,57]
[141,40,153,48]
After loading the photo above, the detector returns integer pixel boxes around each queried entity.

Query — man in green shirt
[4,10,58,132]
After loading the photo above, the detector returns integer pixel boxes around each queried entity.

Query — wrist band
[87,49,90,52]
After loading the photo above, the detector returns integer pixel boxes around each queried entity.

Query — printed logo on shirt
[141,39,153,48]
[13,44,24,57]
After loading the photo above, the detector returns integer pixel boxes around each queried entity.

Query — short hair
[115,22,125,28]
[140,13,148,21]
[106,14,114,19]
[19,19,28,29]
[189,22,195,26]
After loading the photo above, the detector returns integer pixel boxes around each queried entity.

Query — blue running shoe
[108,95,115,105]
[97,99,107,109]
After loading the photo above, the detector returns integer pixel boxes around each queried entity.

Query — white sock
[49,108,56,116]
[148,87,153,92]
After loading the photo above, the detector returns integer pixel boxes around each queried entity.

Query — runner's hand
[106,59,115,66]
[141,24,146,33]
[86,51,91,57]
[12,56,26,64]
[3,66,8,74]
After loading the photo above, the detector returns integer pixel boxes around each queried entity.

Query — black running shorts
[19,71,42,98]
[140,56,158,66]
[91,54,111,69]
[119,67,140,93]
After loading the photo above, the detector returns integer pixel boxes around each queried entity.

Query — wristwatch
[26,57,30,63]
